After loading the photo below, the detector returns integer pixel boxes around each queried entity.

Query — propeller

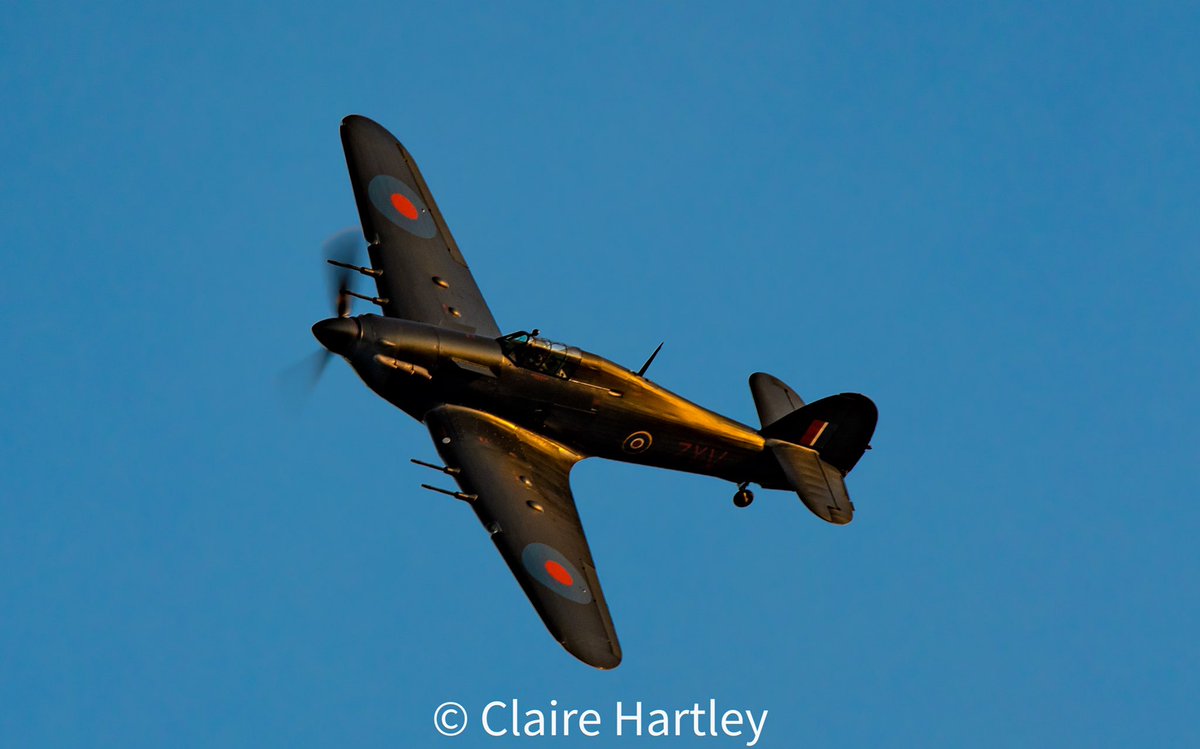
[276,349,333,404]
[323,228,365,318]
[277,229,369,402]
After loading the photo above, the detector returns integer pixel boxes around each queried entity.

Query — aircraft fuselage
[317,314,791,490]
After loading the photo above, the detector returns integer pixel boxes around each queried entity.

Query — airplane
[310,115,878,669]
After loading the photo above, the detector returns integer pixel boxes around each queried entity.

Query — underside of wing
[340,115,501,336]
[424,405,621,669]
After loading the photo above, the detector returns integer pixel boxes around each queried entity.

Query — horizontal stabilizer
[749,372,805,428]
[767,439,853,525]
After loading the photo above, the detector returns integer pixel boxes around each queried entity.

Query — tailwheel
[733,483,755,508]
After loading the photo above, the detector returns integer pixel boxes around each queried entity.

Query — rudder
[760,393,877,474]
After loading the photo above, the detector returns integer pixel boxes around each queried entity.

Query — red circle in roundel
[544,560,574,587]
[390,193,419,220]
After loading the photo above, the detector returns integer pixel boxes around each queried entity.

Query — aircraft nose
[312,317,361,355]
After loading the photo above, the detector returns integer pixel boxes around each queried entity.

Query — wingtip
[340,114,409,154]
[576,649,623,671]
[561,637,622,670]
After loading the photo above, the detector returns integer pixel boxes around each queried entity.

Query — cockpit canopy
[498,331,582,379]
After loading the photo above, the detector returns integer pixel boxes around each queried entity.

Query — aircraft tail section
[757,392,877,525]
[760,392,877,474]
[766,440,854,524]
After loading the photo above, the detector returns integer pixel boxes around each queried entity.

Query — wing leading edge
[424,405,621,669]
[340,115,501,336]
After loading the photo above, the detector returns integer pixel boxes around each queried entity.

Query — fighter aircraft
[310,115,878,669]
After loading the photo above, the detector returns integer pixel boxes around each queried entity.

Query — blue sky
[2,1,1197,746]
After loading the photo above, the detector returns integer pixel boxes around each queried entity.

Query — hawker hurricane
[310,116,878,669]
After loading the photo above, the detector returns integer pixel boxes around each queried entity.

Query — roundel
[521,543,592,604]
[367,174,437,238]
[622,431,653,454]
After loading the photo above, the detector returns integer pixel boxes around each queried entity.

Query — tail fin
[749,372,805,428]
[759,392,878,525]
[760,393,877,474]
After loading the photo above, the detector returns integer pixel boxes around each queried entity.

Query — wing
[340,115,501,336]
[424,405,622,669]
